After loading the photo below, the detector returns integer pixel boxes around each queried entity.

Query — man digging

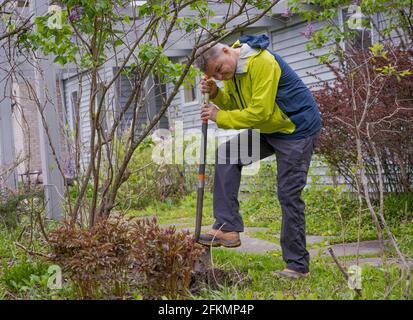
[194,34,321,279]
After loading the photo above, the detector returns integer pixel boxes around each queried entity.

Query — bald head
[194,42,240,81]
[194,43,229,72]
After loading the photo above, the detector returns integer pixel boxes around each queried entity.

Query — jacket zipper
[233,77,246,110]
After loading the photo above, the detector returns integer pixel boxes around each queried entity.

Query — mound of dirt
[189,267,250,296]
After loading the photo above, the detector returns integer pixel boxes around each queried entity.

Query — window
[183,77,198,104]
[184,84,197,103]
[340,6,374,51]
[17,0,29,7]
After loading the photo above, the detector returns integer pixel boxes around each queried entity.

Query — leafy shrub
[48,219,132,299]
[303,186,376,241]
[47,217,203,299]
[241,178,413,243]
[396,222,413,259]
[241,193,279,226]
[129,218,203,299]
[117,138,188,210]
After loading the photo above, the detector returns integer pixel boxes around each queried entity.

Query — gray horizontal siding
[168,77,219,132]
[63,66,116,170]
[167,82,182,123]
[271,21,336,87]
[116,71,148,134]
[375,12,408,46]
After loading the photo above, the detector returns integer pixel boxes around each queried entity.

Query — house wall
[8,4,406,191]
[270,20,336,87]
[6,76,68,183]
[375,11,408,46]
[11,82,42,176]
[62,66,117,169]
[115,71,169,132]
[62,67,168,170]
[115,70,149,134]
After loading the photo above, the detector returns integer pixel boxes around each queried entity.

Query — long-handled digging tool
[195,79,209,243]
[193,77,212,273]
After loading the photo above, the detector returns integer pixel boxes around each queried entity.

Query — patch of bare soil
[189,267,250,296]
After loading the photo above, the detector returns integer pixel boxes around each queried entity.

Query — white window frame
[180,74,200,107]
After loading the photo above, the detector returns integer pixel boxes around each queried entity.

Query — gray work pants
[212,129,319,273]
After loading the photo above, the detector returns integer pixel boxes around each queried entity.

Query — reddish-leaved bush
[314,46,413,193]
[48,219,132,299]
[129,218,203,299]
[47,217,203,299]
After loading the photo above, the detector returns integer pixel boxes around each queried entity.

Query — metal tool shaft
[195,87,209,242]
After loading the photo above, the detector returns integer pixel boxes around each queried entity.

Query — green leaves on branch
[65,0,121,18]
[136,0,168,18]
[138,42,162,62]
[95,0,111,13]
[288,0,413,64]
[17,11,78,66]
[369,43,412,81]
[375,64,412,81]
[177,16,200,32]
[189,0,209,14]
[136,0,192,19]
[369,42,387,59]
[175,1,215,32]
[137,43,198,85]
[246,0,273,10]
[1,14,15,33]
[17,1,132,67]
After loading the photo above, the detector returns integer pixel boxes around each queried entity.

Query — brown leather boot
[198,229,241,248]
[272,268,310,280]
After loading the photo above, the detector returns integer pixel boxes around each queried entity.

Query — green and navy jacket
[212,34,321,139]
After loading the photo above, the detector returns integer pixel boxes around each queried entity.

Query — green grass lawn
[127,188,413,262]
[194,249,411,300]
[127,189,412,251]
[127,191,215,227]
